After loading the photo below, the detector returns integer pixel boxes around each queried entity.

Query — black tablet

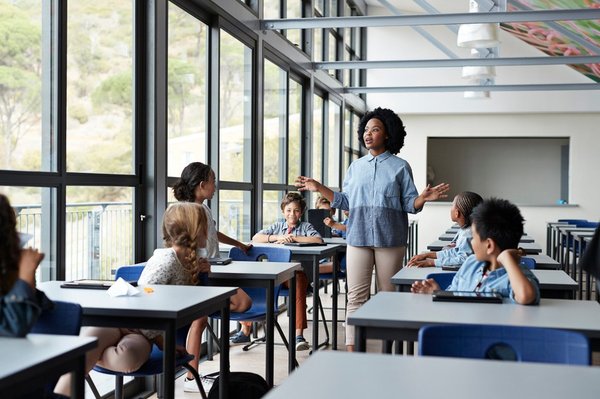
[208,257,232,265]
[441,265,461,271]
[432,290,503,304]
[60,279,138,290]
[284,242,327,247]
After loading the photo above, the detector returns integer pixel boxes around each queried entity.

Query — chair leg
[317,297,330,348]
[114,375,124,399]
[275,321,299,368]
[182,364,208,399]
[206,322,221,354]
[85,375,102,399]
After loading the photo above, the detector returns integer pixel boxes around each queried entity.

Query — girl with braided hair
[407,191,483,267]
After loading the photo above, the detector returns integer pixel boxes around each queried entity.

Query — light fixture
[457,0,500,49]
[464,90,490,99]
[462,65,496,80]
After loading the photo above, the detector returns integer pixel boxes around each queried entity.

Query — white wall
[365,6,600,252]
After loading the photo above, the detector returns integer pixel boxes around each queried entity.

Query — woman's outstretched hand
[295,176,321,192]
[420,183,450,202]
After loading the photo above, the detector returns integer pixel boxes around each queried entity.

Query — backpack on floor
[206,371,270,399]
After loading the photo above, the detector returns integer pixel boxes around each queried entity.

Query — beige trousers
[345,245,406,346]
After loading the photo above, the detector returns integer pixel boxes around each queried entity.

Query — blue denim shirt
[331,151,420,247]
[434,227,473,267]
[1,279,53,337]
[447,254,540,304]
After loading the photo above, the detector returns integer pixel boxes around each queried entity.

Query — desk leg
[219,300,230,399]
[355,327,366,352]
[289,273,297,372]
[163,322,176,399]
[332,253,338,350]
[312,256,319,352]
[266,281,274,387]
[71,354,86,399]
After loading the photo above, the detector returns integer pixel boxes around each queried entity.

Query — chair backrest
[426,272,456,290]
[558,219,588,225]
[115,262,147,282]
[229,246,292,263]
[519,257,536,270]
[31,301,83,336]
[418,324,590,365]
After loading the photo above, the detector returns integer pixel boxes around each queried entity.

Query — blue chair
[214,246,294,352]
[426,272,456,290]
[88,264,207,399]
[520,257,536,269]
[31,301,83,396]
[419,324,590,365]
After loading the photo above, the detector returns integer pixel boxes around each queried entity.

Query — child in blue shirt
[411,198,540,305]
[408,191,483,268]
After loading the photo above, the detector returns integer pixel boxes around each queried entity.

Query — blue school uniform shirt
[331,151,420,248]
[447,254,540,304]
[434,227,473,267]
[258,220,322,238]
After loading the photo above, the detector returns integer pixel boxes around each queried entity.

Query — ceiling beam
[262,9,600,30]
[343,83,600,93]
[315,55,600,70]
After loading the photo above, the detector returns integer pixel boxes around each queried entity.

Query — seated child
[0,193,51,337]
[249,192,323,351]
[408,191,483,268]
[55,202,222,395]
[411,198,540,305]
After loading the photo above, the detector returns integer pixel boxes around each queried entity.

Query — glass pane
[285,0,302,47]
[313,29,323,62]
[353,113,361,151]
[0,1,48,172]
[220,30,253,183]
[315,0,324,14]
[329,0,338,17]
[263,60,286,184]
[218,190,251,242]
[326,100,340,187]
[167,3,208,177]
[263,0,280,19]
[288,79,302,185]
[312,95,323,180]
[1,186,56,282]
[328,31,337,61]
[66,1,134,174]
[344,109,351,148]
[262,190,284,230]
[65,186,134,280]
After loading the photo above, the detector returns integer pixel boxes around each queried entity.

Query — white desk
[349,292,600,352]
[0,334,96,399]
[223,243,344,351]
[391,268,578,299]
[38,281,236,399]
[263,351,600,399]
[209,260,301,385]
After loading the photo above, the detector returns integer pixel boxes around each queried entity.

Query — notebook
[208,257,232,265]
[60,279,138,290]
[432,290,502,304]
[284,242,327,247]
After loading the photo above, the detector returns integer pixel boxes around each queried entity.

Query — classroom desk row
[392,267,578,299]
[348,292,600,353]
[0,334,97,399]
[438,232,534,243]
[264,351,600,399]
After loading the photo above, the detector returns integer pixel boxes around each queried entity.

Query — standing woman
[296,107,449,351]
[172,162,252,393]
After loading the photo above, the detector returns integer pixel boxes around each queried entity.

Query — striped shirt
[331,151,420,247]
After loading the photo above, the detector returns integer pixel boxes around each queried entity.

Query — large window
[312,94,324,180]
[66,0,134,174]
[167,3,208,177]
[325,99,341,188]
[219,30,253,183]
[288,78,302,184]
[0,1,48,172]
[263,60,287,184]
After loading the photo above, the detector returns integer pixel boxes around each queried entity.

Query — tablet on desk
[441,265,461,271]
[432,290,502,304]
[60,279,138,290]
[284,242,327,247]
[208,257,232,265]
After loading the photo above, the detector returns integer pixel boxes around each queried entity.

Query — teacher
[296,107,449,351]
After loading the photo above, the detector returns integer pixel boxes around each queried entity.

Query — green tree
[0,2,41,169]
